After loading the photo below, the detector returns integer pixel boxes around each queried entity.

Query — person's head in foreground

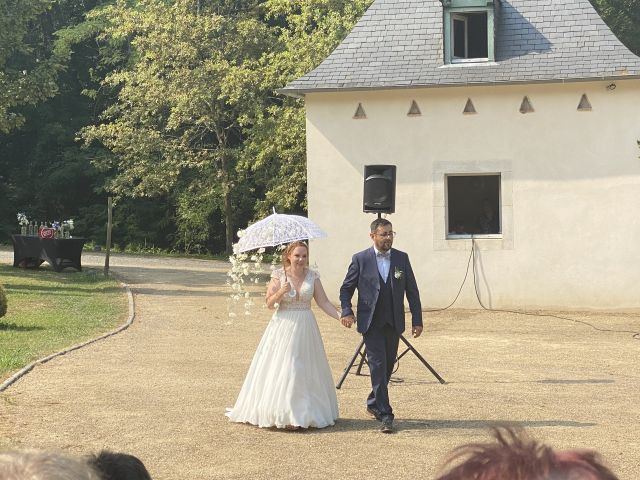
[434,425,618,480]
[0,449,101,480]
[86,450,152,480]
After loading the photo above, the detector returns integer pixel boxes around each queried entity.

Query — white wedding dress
[225,268,339,429]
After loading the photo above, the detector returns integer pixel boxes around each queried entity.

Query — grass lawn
[0,264,127,381]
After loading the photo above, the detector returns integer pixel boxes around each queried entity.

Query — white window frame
[451,14,469,60]
[433,161,513,251]
[443,4,495,65]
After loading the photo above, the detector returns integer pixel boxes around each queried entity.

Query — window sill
[440,60,497,68]
[446,234,502,240]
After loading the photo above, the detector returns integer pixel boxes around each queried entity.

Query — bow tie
[376,251,390,258]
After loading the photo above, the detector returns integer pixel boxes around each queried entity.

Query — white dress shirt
[374,247,390,283]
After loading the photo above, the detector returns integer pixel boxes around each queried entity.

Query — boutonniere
[394,267,403,280]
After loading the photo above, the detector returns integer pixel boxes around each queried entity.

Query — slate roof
[280,0,640,96]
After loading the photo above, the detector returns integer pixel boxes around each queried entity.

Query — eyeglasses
[375,231,396,238]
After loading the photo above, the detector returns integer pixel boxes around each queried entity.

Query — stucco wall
[304,80,640,310]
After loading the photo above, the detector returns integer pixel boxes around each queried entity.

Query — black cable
[425,243,474,312]
[425,237,640,340]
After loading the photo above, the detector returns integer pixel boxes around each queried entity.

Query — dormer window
[452,12,488,59]
[442,0,498,64]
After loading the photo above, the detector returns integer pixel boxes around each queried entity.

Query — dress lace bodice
[272,268,318,311]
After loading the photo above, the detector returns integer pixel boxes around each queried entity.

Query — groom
[339,218,423,433]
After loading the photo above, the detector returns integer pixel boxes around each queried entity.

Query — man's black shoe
[381,417,394,433]
[366,406,383,421]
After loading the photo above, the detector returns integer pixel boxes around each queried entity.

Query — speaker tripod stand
[335,335,446,389]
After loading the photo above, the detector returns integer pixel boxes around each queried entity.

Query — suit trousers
[364,323,400,418]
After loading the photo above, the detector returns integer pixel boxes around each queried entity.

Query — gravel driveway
[1,250,639,479]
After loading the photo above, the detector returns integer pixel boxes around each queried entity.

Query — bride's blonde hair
[282,241,308,268]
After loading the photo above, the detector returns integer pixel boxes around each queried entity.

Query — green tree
[79,0,373,252]
[0,0,110,241]
[0,0,68,134]
[81,0,274,253]
[242,0,372,216]
[590,0,640,55]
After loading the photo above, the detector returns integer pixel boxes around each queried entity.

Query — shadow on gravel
[397,419,597,431]
[391,378,616,386]
[4,284,120,295]
[262,418,598,435]
[253,418,380,435]
[536,379,615,384]
[108,266,228,287]
[131,287,230,297]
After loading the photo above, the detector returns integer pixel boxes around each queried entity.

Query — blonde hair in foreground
[0,449,101,480]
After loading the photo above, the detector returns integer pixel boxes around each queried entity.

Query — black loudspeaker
[363,165,396,213]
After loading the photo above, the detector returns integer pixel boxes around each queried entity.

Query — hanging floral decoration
[226,229,286,320]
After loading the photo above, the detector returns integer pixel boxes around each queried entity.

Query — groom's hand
[412,326,423,338]
[340,315,355,329]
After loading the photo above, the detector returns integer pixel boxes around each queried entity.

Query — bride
[226,241,341,429]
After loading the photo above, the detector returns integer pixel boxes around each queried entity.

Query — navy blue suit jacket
[339,247,422,334]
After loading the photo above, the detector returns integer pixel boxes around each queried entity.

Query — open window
[452,12,488,60]
[443,0,498,64]
[446,174,501,238]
